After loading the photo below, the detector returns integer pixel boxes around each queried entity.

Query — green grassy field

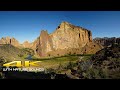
[30,54,93,69]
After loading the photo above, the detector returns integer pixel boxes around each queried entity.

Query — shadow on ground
[2,71,70,79]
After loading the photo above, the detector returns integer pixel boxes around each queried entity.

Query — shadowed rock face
[93,37,120,47]
[36,22,100,57]
[36,30,53,56]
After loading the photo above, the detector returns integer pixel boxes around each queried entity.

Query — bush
[46,68,56,74]
[66,62,76,69]
[18,54,24,57]
[0,57,6,63]
[22,48,35,56]
[0,70,6,79]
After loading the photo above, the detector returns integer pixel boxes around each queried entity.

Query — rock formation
[36,30,53,56]
[93,37,120,47]
[0,36,37,51]
[81,42,103,54]
[0,37,20,47]
[0,22,103,57]
[36,22,101,57]
[22,41,32,48]
[0,37,34,49]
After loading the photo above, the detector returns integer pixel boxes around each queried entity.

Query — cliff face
[0,37,20,47]
[93,37,120,47]
[36,30,53,56]
[36,22,97,57]
[0,22,103,57]
[0,37,36,49]
[50,22,92,49]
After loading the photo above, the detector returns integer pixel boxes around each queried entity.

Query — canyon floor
[30,54,91,69]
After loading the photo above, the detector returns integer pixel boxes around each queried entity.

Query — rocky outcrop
[36,30,53,56]
[0,22,103,57]
[30,39,38,50]
[36,22,100,57]
[22,41,32,48]
[0,37,35,49]
[51,22,92,49]
[0,37,20,47]
[93,37,120,47]
[0,36,37,52]
[81,42,103,54]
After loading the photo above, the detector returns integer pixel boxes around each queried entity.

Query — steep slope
[62,43,120,79]
[0,44,26,62]
[81,41,104,54]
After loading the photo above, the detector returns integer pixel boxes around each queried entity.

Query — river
[26,55,33,60]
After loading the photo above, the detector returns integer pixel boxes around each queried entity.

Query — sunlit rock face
[51,22,92,49]
[0,37,20,47]
[0,21,102,57]
[22,41,32,48]
[36,22,96,57]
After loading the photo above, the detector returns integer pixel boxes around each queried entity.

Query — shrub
[46,68,56,74]
[0,72,5,79]
[18,54,24,57]
[0,57,6,63]
[66,62,76,69]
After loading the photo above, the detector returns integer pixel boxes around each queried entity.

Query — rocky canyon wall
[0,37,20,47]
[93,37,120,47]
[36,22,97,57]
[0,22,103,57]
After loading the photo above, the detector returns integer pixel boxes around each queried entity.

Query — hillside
[0,44,29,63]
[93,37,120,47]
[91,43,120,78]
[48,43,120,79]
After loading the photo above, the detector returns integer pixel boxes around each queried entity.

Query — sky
[0,11,120,43]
